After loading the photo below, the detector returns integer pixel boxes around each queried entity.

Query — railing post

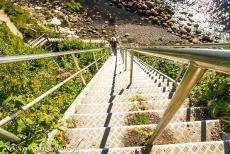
[121,49,125,64]
[71,54,86,86]
[0,128,21,142]
[93,52,98,70]
[129,50,134,86]
[125,49,128,71]
[172,64,186,90]
[148,61,206,145]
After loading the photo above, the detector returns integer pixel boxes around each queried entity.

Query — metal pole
[129,50,134,86]
[175,64,186,82]
[125,49,128,71]
[0,128,20,142]
[93,52,98,70]
[148,61,206,145]
[71,54,86,86]
[172,64,186,90]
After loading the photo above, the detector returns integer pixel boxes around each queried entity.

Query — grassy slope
[0,23,108,153]
[0,0,53,39]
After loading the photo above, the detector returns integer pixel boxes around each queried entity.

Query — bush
[66,1,82,12]
[191,73,230,120]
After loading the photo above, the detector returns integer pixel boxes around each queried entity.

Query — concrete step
[67,107,208,128]
[32,37,46,47]
[75,99,190,114]
[90,82,173,92]
[81,92,174,104]
[63,120,222,149]
[60,140,230,154]
[86,86,173,96]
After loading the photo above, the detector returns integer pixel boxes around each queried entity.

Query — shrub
[66,1,82,12]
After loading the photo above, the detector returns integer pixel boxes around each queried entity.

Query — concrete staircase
[55,51,230,154]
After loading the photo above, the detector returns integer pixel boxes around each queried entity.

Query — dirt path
[0,10,23,38]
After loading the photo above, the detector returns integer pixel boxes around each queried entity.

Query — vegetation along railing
[125,47,230,145]
[0,48,106,142]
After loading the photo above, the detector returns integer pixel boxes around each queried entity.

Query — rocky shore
[8,0,224,45]
[110,0,219,44]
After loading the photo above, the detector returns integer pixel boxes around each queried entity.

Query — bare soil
[117,23,186,46]
[123,128,177,146]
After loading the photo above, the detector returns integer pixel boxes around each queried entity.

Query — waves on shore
[168,0,230,42]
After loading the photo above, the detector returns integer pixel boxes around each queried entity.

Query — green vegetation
[129,101,147,112]
[138,54,180,79]
[65,118,82,128]
[52,130,70,149]
[131,95,145,102]
[126,112,160,125]
[66,0,82,12]
[191,73,230,121]
[127,114,151,125]
[123,128,152,146]
[138,54,230,127]
[0,0,53,39]
[0,23,108,153]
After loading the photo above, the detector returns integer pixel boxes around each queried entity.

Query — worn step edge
[66,107,209,128]
[81,92,174,103]
[64,120,222,149]
[86,86,174,96]
[60,140,230,154]
[75,99,190,113]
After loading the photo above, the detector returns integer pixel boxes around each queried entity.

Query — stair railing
[0,48,107,142]
[125,47,230,145]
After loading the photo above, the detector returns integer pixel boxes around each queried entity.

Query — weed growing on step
[129,101,148,112]
[123,128,177,146]
[131,95,145,102]
[210,122,222,141]
[126,112,160,125]
[52,129,70,149]
[65,118,83,128]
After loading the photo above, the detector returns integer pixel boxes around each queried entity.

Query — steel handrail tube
[0,128,21,142]
[133,48,230,73]
[0,48,103,64]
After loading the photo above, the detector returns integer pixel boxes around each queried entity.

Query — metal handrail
[133,48,230,73]
[0,48,103,64]
[131,42,230,49]
[126,47,230,145]
[0,48,107,142]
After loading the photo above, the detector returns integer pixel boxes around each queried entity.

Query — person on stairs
[109,37,118,56]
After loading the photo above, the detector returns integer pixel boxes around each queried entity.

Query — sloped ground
[0,10,23,38]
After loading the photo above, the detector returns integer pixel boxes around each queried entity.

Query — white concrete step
[86,86,173,96]
[62,120,222,149]
[67,107,209,128]
[60,140,230,154]
[81,92,174,104]
[75,99,190,114]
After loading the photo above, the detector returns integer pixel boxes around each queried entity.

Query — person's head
[111,37,116,42]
